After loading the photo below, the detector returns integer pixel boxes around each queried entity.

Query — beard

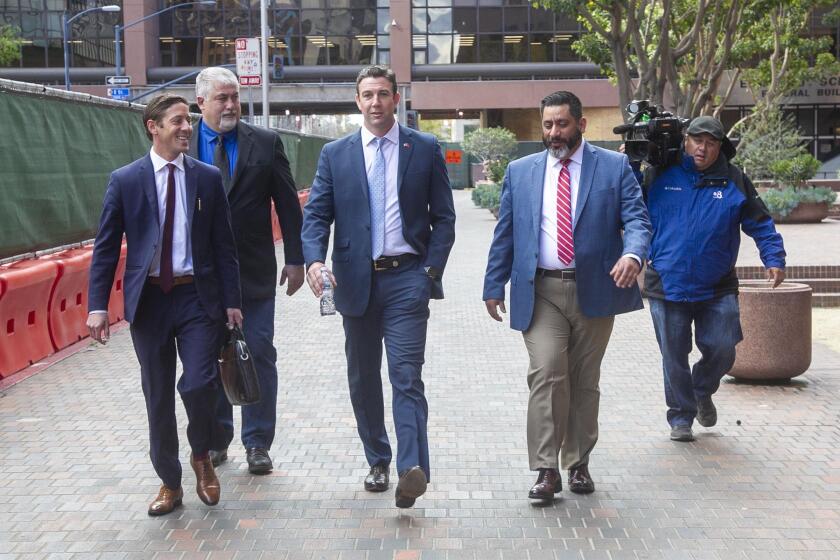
[544,128,582,160]
[218,114,239,133]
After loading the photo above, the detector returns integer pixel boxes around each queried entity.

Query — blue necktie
[368,137,386,259]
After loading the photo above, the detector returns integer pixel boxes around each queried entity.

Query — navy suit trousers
[342,259,432,480]
[212,296,278,450]
[130,282,222,489]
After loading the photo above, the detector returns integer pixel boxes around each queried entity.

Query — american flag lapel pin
[403,142,410,149]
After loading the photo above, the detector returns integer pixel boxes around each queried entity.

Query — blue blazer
[302,125,456,317]
[88,154,242,323]
[483,143,652,330]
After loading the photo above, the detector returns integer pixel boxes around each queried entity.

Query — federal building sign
[723,71,840,106]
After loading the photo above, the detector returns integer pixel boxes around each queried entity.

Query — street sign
[445,149,463,164]
[107,88,130,99]
[105,75,131,86]
[235,38,261,86]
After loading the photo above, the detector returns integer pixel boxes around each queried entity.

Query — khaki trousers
[523,275,614,471]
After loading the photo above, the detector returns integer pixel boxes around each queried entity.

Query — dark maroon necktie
[159,163,176,293]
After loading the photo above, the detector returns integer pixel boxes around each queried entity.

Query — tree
[463,127,517,163]
[537,0,839,121]
[0,25,22,67]
[733,108,805,180]
[463,127,518,183]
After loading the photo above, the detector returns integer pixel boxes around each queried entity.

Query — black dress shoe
[364,464,390,492]
[246,447,273,474]
[209,449,228,467]
[528,468,562,501]
[568,464,595,494]
[395,466,427,508]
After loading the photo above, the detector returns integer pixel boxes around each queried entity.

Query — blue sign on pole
[108,87,130,99]
[272,54,284,80]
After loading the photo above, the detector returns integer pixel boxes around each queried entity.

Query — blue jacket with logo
[641,153,786,302]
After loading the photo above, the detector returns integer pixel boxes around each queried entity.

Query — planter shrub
[763,186,837,218]
[472,182,502,212]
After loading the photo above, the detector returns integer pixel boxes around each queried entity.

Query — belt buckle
[373,259,387,271]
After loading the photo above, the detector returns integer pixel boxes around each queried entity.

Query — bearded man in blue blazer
[483,91,651,502]
[302,65,455,509]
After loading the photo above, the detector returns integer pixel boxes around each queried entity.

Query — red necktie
[159,163,176,294]
[556,159,574,265]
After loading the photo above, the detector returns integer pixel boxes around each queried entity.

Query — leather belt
[148,275,194,286]
[536,268,576,280]
[373,254,418,272]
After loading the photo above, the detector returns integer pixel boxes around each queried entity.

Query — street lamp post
[114,1,216,77]
[62,4,121,91]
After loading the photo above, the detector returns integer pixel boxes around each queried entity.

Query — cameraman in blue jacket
[640,116,786,442]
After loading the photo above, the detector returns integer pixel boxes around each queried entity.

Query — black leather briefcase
[218,325,261,406]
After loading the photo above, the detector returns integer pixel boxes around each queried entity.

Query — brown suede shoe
[190,453,221,506]
[148,484,183,516]
[568,464,595,494]
[528,468,562,501]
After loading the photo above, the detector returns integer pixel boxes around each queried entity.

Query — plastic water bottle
[320,268,336,316]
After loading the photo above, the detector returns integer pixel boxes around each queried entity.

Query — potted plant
[761,154,837,223]
[471,182,502,218]
[463,126,517,190]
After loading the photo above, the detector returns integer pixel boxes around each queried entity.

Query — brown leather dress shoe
[190,453,221,505]
[528,468,562,501]
[148,484,183,516]
[568,464,595,494]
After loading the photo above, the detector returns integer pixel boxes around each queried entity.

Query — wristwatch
[424,266,441,280]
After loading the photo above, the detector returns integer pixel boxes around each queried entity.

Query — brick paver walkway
[1,190,839,559]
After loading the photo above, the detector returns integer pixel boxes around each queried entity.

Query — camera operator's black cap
[686,115,736,159]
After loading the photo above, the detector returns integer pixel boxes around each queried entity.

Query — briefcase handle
[228,325,249,361]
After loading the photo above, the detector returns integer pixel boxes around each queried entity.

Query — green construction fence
[0,79,330,260]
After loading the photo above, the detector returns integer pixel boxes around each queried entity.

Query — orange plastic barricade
[46,248,93,351]
[107,241,128,324]
[271,200,283,242]
[0,259,60,377]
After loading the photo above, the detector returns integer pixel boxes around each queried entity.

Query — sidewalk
[0,190,838,560]
[738,219,840,266]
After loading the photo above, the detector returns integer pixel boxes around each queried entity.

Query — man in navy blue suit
[483,91,651,502]
[87,94,243,516]
[302,65,456,509]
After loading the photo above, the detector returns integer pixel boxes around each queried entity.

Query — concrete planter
[772,201,830,224]
[728,281,812,381]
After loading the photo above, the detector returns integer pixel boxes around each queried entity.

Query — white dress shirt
[538,140,585,270]
[537,139,640,271]
[360,122,417,257]
[148,149,194,277]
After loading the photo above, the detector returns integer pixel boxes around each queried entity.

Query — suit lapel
[349,131,370,201]
[397,126,414,195]
[531,151,548,242]
[574,142,597,230]
[138,155,159,226]
[229,122,252,192]
[184,156,198,228]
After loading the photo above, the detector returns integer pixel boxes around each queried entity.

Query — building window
[0,0,120,72]
[411,1,582,64]
[156,0,386,69]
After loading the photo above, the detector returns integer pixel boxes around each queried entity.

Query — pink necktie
[556,159,574,265]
